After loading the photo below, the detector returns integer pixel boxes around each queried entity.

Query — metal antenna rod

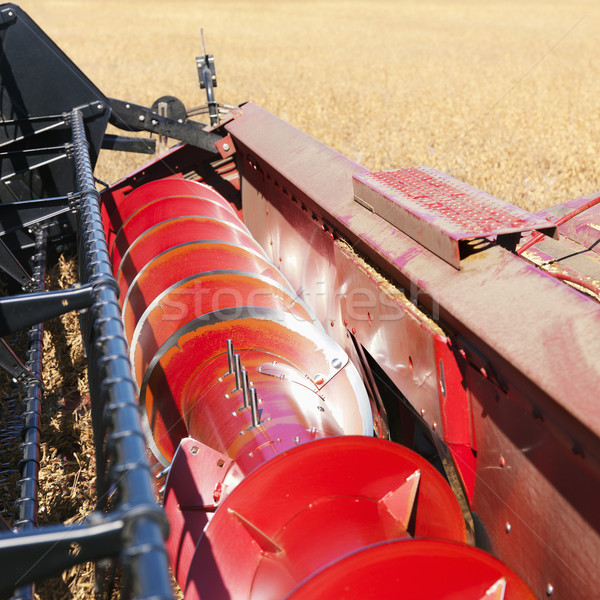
[196,28,219,126]
[200,28,207,57]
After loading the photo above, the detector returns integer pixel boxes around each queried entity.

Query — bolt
[190,446,199,455]
[213,482,222,503]
[546,584,554,596]
[222,143,230,151]
[151,119,158,126]
[125,103,131,109]
[432,421,437,431]
[97,103,103,111]
[420,408,425,416]
[499,456,506,468]
[505,522,511,533]
[138,114,145,122]
[331,357,342,370]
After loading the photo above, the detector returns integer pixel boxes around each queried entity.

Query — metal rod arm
[0,518,124,594]
[108,98,222,154]
[0,284,96,337]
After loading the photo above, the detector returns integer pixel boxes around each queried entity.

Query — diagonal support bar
[0,517,123,595]
[0,284,96,337]
[0,238,37,291]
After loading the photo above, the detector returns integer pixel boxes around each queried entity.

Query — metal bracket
[68,191,81,212]
[196,55,217,90]
[108,97,223,154]
[0,237,37,291]
[0,283,96,337]
[101,134,156,154]
[0,6,17,26]
[0,338,39,387]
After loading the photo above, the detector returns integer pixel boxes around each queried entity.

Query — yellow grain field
[17,0,600,212]
[6,1,600,598]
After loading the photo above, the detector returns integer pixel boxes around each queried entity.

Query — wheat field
[6,1,600,598]
[17,0,600,212]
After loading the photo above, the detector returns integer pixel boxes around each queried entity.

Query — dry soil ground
[7,1,600,598]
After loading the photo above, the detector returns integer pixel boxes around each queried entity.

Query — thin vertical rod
[12,227,46,600]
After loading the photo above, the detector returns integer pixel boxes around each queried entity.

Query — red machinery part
[101,176,535,599]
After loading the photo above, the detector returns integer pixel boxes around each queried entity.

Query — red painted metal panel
[225,102,600,458]
[225,102,600,598]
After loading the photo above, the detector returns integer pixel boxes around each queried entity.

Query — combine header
[0,4,598,599]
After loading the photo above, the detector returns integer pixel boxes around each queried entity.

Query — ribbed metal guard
[353,166,557,268]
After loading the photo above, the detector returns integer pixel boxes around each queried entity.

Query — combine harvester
[0,4,598,599]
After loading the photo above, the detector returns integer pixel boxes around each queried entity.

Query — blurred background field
[17,0,600,212]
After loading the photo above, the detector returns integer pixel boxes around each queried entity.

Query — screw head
[546,584,554,596]
[190,446,199,455]
[138,114,145,122]
[331,357,342,370]
[222,143,230,151]
[505,522,511,533]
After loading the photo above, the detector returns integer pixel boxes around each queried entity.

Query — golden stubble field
[17,0,600,212]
